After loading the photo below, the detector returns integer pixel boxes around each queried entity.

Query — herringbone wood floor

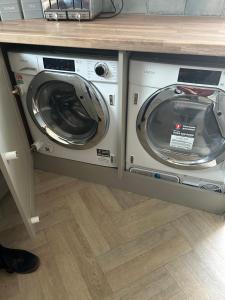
[0,170,225,299]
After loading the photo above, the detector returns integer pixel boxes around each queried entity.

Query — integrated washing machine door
[137,84,225,169]
[27,71,109,149]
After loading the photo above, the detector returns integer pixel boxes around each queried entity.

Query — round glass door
[27,71,109,149]
[137,85,225,169]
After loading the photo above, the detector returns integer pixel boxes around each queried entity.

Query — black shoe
[0,245,40,274]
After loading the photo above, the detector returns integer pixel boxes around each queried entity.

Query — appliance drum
[137,85,225,169]
[27,71,109,150]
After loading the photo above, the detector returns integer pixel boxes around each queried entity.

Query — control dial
[95,63,109,77]
[52,13,58,21]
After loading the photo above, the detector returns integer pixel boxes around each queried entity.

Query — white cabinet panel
[0,49,35,237]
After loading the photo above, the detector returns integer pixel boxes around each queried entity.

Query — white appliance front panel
[38,56,118,83]
[20,74,118,167]
[129,60,225,90]
[8,52,40,75]
[126,84,225,182]
[9,52,118,83]
[8,51,119,167]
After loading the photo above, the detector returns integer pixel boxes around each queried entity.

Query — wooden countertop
[1,15,225,56]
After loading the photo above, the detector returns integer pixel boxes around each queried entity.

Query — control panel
[44,10,67,20]
[178,68,222,86]
[67,10,90,20]
[41,56,118,83]
[43,57,75,72]
[130,60,225,90]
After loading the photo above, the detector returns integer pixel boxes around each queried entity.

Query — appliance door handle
[213,91,225,139]
[73,78,99,122]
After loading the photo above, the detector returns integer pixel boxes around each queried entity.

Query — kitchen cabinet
[0,15,224,229]
[0,171,8,200]
[0,49,35,237]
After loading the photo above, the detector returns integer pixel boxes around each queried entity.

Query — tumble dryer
[9,51,118,167]
[126,56,225,192]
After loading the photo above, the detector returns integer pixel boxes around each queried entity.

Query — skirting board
[34,153,225,214]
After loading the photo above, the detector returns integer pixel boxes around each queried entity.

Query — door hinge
[4,151,19,161]
[30,216,40,224]
[12,85,21,96]
[130,155,134,164]
[31,141,43,152]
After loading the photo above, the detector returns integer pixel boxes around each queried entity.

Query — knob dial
[52,13,58,20]
[95,63,109,77]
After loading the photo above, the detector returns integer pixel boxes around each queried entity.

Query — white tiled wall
[103,0,225,16]
[185,0,225,16]
[148,0,186,15]
[123,0,147,13]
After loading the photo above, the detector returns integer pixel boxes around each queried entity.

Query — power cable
[98,0,124,19]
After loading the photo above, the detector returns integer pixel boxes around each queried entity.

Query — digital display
[43,57,75,72]
[178,68,221,86]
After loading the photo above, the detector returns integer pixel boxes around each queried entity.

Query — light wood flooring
[0,170,225,299]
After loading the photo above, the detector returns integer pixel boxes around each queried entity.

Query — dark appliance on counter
[42,0,103,20]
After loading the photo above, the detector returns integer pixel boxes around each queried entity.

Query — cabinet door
[0,49,35,237]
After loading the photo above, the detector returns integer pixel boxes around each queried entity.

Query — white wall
[103,0,225,16]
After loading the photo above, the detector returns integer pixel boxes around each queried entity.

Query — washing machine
[126,56,225,192]
[8,51,118,167]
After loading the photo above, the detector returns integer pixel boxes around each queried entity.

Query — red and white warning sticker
[170,124,196,151]
[15,73,24,84]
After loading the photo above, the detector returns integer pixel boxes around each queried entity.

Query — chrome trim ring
[136,84,225,170]
[27,71,109,150]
